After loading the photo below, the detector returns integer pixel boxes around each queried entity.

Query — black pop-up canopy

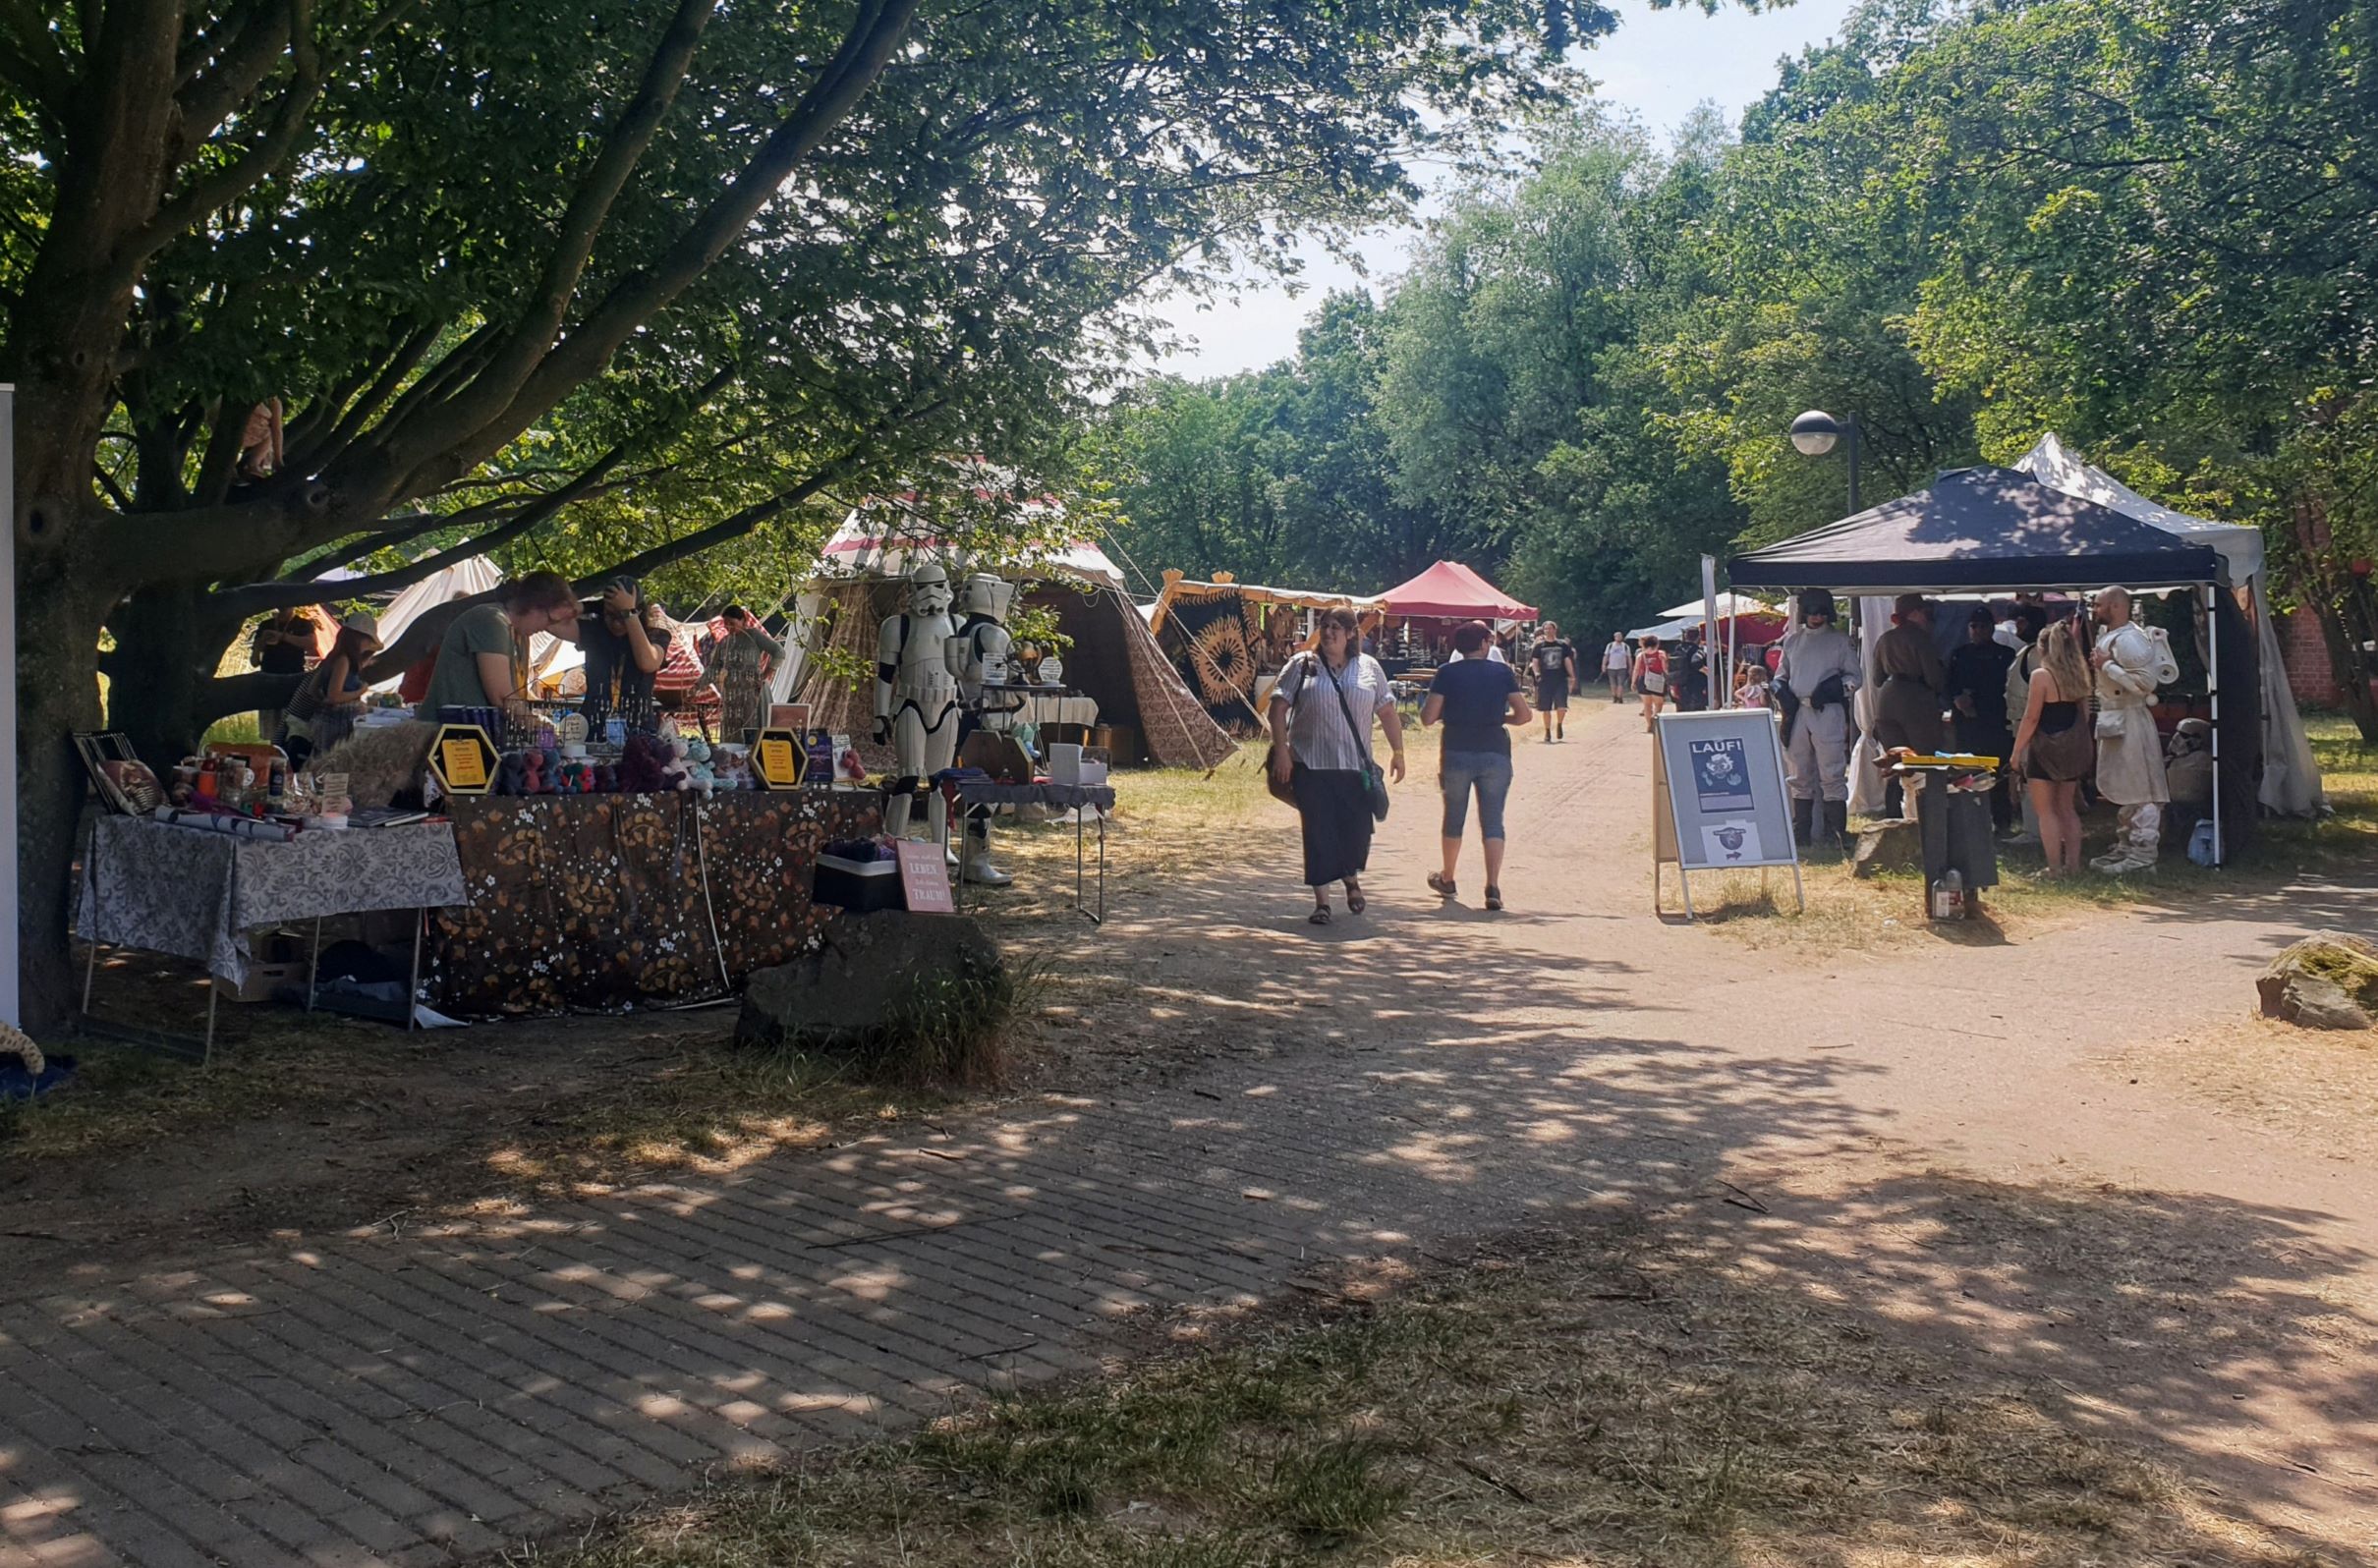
[1728,466,2226,595]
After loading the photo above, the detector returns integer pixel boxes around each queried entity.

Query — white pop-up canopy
[2015,433,2322,816]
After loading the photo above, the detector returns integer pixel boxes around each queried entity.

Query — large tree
[2,0,1633,1025]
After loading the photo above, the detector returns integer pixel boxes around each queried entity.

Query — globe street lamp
[1789,409,1860,514]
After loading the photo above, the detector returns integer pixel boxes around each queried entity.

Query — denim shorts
[1440,750,1513,840]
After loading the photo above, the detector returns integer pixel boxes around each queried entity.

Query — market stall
[1727,463,2252,861]
[1377,561,1538,666]
[1147,571,1388,733]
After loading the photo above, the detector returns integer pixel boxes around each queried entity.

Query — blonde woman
[2010,617,2094,876]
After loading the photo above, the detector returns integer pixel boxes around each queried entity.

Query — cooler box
[814,854,905,913]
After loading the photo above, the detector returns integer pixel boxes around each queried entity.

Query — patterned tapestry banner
[1154,585,1264,734]
[431,790,880,1015]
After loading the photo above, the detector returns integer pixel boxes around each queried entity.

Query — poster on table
[1655,708,1796,871]
[895,838,956,914]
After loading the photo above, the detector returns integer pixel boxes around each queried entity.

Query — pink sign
[895,838,955,914]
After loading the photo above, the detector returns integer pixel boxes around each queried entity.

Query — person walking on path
[1632,636,1670,731]
[1423,621,1531,910]
[1603,632,1631,702]
[2011,616,2095,876]
[1528,621,1577,742]
[1269,607,1406,924]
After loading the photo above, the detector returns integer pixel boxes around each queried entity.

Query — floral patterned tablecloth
[76,815,468,984]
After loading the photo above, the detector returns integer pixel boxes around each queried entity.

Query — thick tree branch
[173,0,294,152]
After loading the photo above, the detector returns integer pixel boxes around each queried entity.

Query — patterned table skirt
[430,789,881,1015]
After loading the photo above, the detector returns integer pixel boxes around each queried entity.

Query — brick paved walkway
[7,710,2375,1566]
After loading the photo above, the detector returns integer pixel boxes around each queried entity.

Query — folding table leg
[81,941,96,1014]
[203,981,218,1065]
[307,916,323,1012]
[407,910,425,1033]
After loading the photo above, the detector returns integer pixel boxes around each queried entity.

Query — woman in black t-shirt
[1421,621,1532,910]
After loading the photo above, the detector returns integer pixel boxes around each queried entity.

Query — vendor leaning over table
[414,570,581,725]
[276,612,381,763]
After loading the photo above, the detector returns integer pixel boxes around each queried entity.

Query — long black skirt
[1292,763,1374,887]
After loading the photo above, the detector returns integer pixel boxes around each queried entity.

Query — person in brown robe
[1872,592,1948,756]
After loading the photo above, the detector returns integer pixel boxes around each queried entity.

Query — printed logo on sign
[1700,820,1760,865]
[1689,736,1754,813]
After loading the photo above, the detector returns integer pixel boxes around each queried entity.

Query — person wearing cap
[579,578,663,734]
[1774,587,1861,851]
[276,612,382,763]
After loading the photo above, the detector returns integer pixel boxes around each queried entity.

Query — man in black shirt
[579,578,663,734]
[1527,621,1579,742]
[1948,605,2020,832]
[1673,626,1712,712]
[1423,621,1532,910]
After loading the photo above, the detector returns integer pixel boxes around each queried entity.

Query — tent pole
[2206,583,2223,868]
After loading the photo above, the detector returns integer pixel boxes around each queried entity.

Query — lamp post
[1789,409,1860,515]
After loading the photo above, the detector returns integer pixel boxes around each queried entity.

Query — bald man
[2088,588,2179,873]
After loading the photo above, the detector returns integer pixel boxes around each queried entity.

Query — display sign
[895,838,955,914]
[752,727,805,790]
[429,724,499,796]
[1652,707,1800,918]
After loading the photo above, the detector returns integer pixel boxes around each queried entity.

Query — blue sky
[1147,0,1863,379]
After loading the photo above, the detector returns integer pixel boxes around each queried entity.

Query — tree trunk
[15,568,105,1036]
[104,583,239,763]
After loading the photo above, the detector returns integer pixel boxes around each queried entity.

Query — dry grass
[518,1218,2320,1568]
[1703,713,2378,951]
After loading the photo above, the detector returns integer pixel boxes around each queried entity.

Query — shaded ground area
[532,1211,2327,1568]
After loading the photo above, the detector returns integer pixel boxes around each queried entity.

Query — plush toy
[593,762,619,794]
[494,752,529,796]
[520,749,553,794]
[659,734,693,792]
[556,757,594,795]
[683,736,716,796]
[618,732,669,795]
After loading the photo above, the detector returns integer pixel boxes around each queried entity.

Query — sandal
[1485,885,1503,911]
[1426,871,1456,900]
[1309,904,1332,925]
[1344,883,1367,916]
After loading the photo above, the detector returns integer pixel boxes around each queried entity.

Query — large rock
[1850,817,1922,879]
[2257,933,2378,1031]
[737,910,1004,1052]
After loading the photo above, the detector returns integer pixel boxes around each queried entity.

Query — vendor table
[430,788,879,1014]
[76,814,468,1052]
[950,780,1115,924]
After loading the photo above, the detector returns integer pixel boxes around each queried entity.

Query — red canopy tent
[1380,560,1537,621]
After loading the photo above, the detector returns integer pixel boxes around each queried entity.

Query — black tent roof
[1728,466,2226,593]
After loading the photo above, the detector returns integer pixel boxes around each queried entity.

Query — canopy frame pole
[2206,583,2223,868]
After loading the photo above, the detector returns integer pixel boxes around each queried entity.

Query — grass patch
[1705,712,2378,949]
[521,1221,2314,1568]
[844,952,1047,1090]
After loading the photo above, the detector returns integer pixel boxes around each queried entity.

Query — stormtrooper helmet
[907,562,953,616]
[962,573,1015,623]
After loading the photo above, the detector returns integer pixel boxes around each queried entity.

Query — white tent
[817,505,1128,590]
[1657,590,1773,621]
[2015,433,2324,815]
[364,556,503,694]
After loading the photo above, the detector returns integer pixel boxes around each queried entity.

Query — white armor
[875,563,963,845]
[954,573,1017,885]
[2090,610,2179,873]
[956,574,1016,716]
[1778,622,1861,804]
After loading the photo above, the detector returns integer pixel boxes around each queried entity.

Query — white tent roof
[2014,433,2263,584]
[373,556,502,651]
[818,504,1127,590]
[1657,590,1775,620]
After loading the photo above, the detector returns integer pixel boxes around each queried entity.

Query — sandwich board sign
[1652,707,1803,919]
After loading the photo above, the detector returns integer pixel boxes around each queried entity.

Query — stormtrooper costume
[1776,588,1862,852]
[953,573,1016,885]
[875,563,963,846]
[2089,601,2178,874]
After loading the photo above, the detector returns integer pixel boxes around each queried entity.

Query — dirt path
[3,700,2374,1566]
